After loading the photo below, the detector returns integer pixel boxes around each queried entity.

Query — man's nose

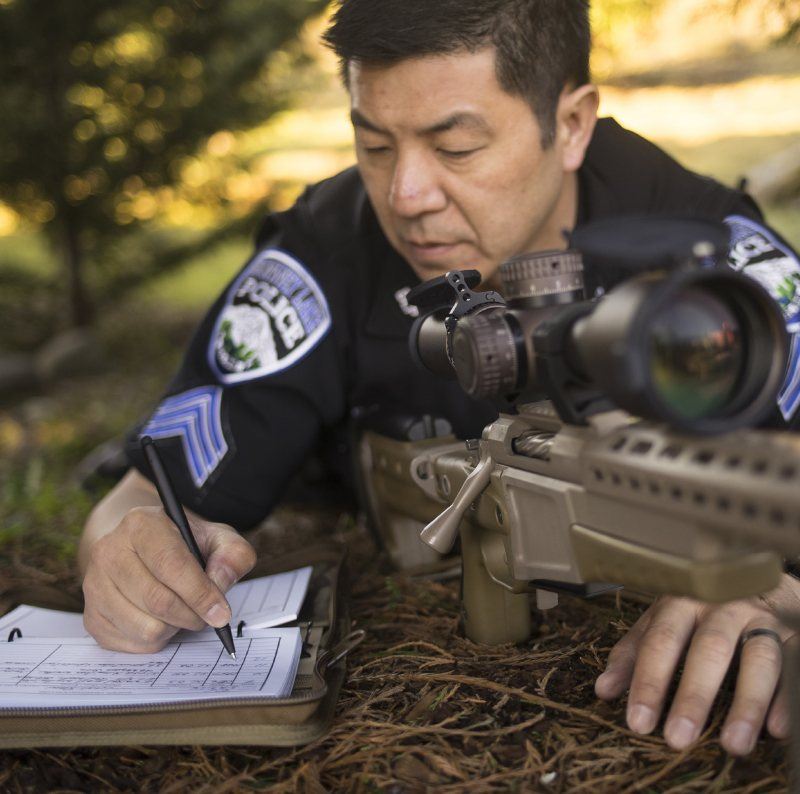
[388,154,447,218]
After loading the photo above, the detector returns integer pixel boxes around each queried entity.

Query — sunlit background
[0,0,797,347]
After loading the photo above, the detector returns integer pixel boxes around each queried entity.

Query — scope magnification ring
[452,310,520,400]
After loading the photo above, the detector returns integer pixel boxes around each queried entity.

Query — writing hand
[82,506,256,653]
[595,574,800,755]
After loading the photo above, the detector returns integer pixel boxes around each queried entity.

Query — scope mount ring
[426,270,507,371]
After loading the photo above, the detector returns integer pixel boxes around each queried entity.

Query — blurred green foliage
[0,0,328,329]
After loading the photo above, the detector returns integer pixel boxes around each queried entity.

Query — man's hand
[82,506,256,653]
[595,574,800,755]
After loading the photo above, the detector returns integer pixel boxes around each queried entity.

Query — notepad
[0,628,302,708]
[226,565,313,629]
[0,567,314,708]
[0,565,314,642]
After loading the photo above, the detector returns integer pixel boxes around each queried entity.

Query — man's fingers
[766,633,799,740]
[595,603,654,701]
[662,605,743,750]
[82,506,253,653]
[720,621,786,755]
[121,509,233,628]
[202,522,257,592]
[624,598,699,735]
[83,571,178,653]
[100,534,207,631]
[138,529,232,628]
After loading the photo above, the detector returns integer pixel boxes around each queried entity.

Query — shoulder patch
[140,386,229,488]
[209,249,331,385]
[724,215,800,332]
[779,334,800,422]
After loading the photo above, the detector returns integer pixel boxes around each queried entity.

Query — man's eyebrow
[421,112,490,136]
[350,109,490,136]
[350,109,386,133]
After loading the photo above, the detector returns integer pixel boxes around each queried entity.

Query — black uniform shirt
[126,118,800,528]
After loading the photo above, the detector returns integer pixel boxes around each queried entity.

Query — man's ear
[557,84,599,173]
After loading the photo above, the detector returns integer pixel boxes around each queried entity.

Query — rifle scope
[409,218,789,434]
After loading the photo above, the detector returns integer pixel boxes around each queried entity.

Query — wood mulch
[0,507,789,793]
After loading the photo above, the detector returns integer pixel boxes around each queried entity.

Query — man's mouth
[404,238,462,261]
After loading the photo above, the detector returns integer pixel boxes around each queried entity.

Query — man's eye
[363,145,390,155]
[439,148,479,159]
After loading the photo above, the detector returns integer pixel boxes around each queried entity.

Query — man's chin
[404,244,487,281]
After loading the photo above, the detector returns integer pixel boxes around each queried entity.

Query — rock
[34,328,105,383]
[0,353,39,394]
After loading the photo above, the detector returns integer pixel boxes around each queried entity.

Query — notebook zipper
[0,688,327,718]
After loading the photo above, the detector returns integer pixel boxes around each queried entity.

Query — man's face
[348,48,573,285]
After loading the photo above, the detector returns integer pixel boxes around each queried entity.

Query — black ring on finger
[740,628,783,648]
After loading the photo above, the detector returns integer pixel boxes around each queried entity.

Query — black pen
[140,435,237,660]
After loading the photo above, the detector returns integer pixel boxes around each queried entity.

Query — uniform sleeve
[124,204,348,529]
[723,211,800,429]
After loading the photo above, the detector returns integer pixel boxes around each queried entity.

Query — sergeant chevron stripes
[140,386,228,488]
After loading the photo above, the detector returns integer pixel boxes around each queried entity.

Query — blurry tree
[0,0,327,329]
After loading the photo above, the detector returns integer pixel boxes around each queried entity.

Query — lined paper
[0,628,302,708]
[227,565,313,629]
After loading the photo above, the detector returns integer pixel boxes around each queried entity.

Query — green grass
[658,132,800,249]
[136,236,253,310]
[658,133,800,186]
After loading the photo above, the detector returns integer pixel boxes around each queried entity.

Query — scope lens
[649,287,744,420]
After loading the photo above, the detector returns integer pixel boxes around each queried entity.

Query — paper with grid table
[0,566,313,708]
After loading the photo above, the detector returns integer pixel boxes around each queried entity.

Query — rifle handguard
[419,451,494,553]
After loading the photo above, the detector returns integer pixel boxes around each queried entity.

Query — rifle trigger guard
[419,448,494,554]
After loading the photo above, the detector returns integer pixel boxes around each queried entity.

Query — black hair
[323,0,591,146]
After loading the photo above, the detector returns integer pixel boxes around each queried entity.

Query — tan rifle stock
[360,401,800,645]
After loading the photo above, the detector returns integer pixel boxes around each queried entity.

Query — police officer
[78,0,800,757]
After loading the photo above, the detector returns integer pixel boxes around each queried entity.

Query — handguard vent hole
[670,486,683,501]
[717,497,731,512]
[593,469,604,481]
[611,472,622,485]
[743,503,758,519]
[693,450,715,465]
[629,478,641,490]
[612,437,627,452]
[693,492,707,506]
[779,465,796,481]
[649,482,661,495]
[752,460,769,475]
[725,456,742,469]
[661,445,682,460]
[632,441,653,455]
